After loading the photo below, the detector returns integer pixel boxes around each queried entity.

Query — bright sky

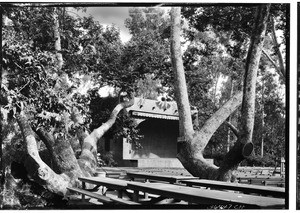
[68,5,286,101]
[70,7,132,43]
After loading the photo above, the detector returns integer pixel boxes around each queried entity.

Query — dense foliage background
[1,4,286,208]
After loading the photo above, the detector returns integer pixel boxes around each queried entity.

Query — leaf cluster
[122,7,173,88]
[182,4,288,58]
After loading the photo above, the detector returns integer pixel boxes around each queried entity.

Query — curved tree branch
[33,127,55,150]
[176,91,243,179]
[225,121,240,138]
[77,91,135,175]
[33,127,61,172]
[191,91,243,153]
[33,126,84,178]
[171,5,270,181]
[16,112,70,196]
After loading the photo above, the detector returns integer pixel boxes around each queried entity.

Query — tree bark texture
[170,5,270,181]
[170,7,242,179]
[34,127,85,187]
[17,113,70,196]
[170,7,194,140]
[241,4,270,149]
[16,94,134,196]
[34,128,61,173]
[176,92,243,179]
[78,93,134,176]
[217,4,270,180]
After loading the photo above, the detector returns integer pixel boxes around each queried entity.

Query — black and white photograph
[0,2,289,210]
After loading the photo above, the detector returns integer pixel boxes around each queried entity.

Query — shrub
[97,151,117,167]
[241,154,276,167]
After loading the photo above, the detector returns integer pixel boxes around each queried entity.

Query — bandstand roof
[126,98,179,120]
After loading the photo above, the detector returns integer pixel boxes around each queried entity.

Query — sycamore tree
[170,4,271,180]
[1,5,134,199]
[181,4,286,167]
[1,4,286,207]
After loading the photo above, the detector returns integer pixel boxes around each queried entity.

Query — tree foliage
[182,4,287,81]
[1,5,133,206]
[122,7,173,88]
[0,4,286,207]
[2,6,127,137]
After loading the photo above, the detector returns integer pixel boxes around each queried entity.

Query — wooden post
[133,190,139,202]
[82,182,86,201]
[96,171,106,195]
[280,157,285,175]
[102,186,107,196]
[144,179,149,199]
[117,189,123,198]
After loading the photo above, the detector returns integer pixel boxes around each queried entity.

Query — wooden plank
[106,172,121,178]
[124,188,160,201]
[106,172,122,175]
[180,179,285,197]
[126,172,198,183]
[264,180,285,187]
[237,177,285,185]
[126,182,285,209]
[107,196,141,205]
[237,175,284,180]
[238,177,285,186]
[67,187,112,203]
[78,177,128,190]
[237,176,283,179]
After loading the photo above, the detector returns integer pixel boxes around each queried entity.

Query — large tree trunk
[12,6,136,197]
[176,92,243,179]
[170,10,194,141]
[170,5,270,181]
[17,113,70,196]
[17,93,134,196]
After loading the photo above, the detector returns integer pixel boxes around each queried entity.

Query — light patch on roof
[126,98,179,120]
